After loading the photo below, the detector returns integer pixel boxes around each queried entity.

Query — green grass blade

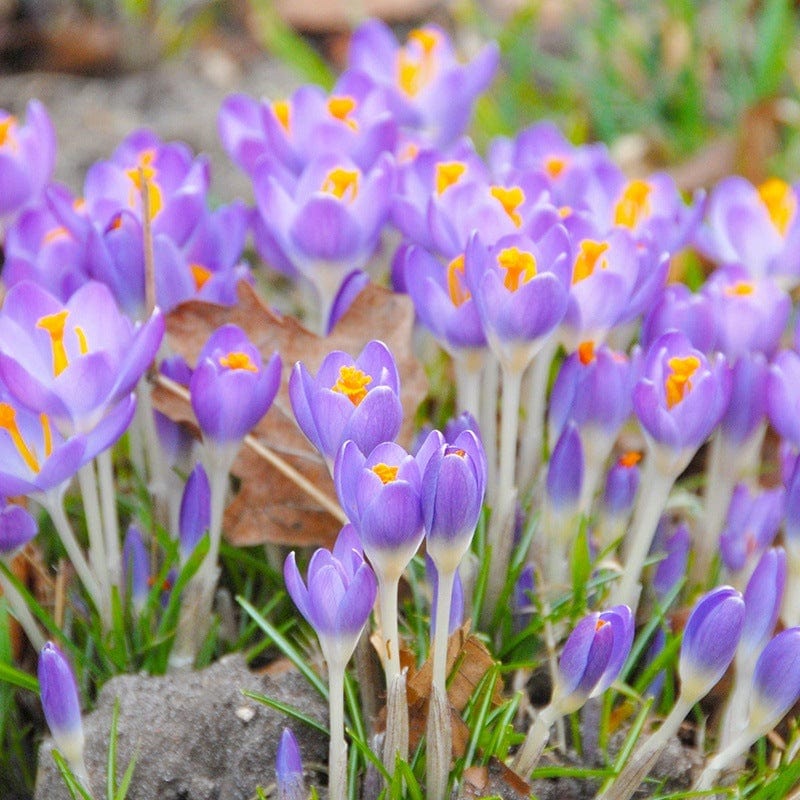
[241,689,329,736]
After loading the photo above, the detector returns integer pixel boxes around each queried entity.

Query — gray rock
[35,654,329,800]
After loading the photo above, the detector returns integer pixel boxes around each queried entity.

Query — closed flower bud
[38,642,85,766]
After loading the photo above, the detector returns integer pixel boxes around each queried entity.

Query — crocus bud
[741,548,786,662]
[513,564,536,633]
[602,452,641,517]
[276,727,306,800]
[545,422,583,515]
[179,463,211,561]
[747,627,800,738]
[651,522,690,602]
[679,586,745,703]
[768,349,800,447]
[122,525,149,611]
[38,642,85,766]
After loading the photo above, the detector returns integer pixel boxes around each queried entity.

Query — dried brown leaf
[153,280,427,549]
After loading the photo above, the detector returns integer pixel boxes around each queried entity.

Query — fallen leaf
[459,758,532,799]
[153,280,427,549]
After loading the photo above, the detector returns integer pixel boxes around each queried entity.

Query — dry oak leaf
[153,280,427,550]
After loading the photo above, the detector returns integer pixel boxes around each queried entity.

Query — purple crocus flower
[0,280,163,436]
[420,428,487,569]
[346,20,499,147]
[553,605,634,714]
[641,283,717,353]
[651,521,691,602]
[545,422,583,515]
[328,269,370,332]
[718,353,769,445]
[334,440,424,579]
[513,564,536,633]
[0,100,56,223]
[179,464,210,561]
[0,500,38,556]
[633,330,730,465]
[122,525,149,611]
[602,451,641,518]
[679,586,745,702]
[696,176,800,287]
[747,627,800,737]
[189,324,281,446]
[289,340,402,466]
[284,527,377,666]
[38,642,85,766]
[740,548,786,662]
[767,349,800,447]
[276,728,306,800]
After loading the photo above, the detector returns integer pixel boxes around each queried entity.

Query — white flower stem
[718,656,754,750]
[514,705,556,776]
[483,364,523,624]
[610,456,676,611]
[596,694,694,800]
[431,569,455,696]
[96,450,121,591]
[454,350,483,424]
[0,562,45,651]
[327,659,348,800]
[693,730,754,793]
[77,463,107,596]
[480,354,499,506]
[378,573,401,681]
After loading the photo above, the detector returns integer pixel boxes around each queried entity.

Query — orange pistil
[618,451,642,469]
[327,96,358,131]
[40,413,53,458]
[664,355,700,409]
[397,28,440,97]
[0,404,40,473]
[272,100,291,132]
[74,326,89,355]
[497,247,537,291]
[595,618,609,631]
[572,239,609,284]
[578,341,595,365]
[43,226,69,246]
[372,463,399,484]
[37,310,70,377]
[191,263,213,291]
[724,281,755,297]
[332,365,373,406]
[0,116,16,149]
[544,156,566,178]
[447,254,470,307]
[219,351,258,372]
[435,161,466,195]
[125,150,163,218]
[322,168,359,202]
[490,185,525,227]
[614,179,651,229]
[758,178,797,236]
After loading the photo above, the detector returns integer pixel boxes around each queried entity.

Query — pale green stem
[378,573,401,681]
[541,601,566,751]
[138,378,170,528]
[693,730,754,794]
[610,457,676,612]
[431,569,456,696]
[0,562,46,651]
[483,365,523,624]
[454,350,484,425]
[719,653,755,750]
[96,450,121,590]
[480,354,499,507]
[596,694,694,800]
[327,659,348,800]
[77,463,107,595]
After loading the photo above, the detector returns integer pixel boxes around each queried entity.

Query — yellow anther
[435,161,466,195]
[0,116,16,148]
[447,254,470,307]
[664,355,700,409]
[724,281,755,297]
[272,100,291,132]
[37,310,70,377]
[409,28,439,53]
[0,404,40,473]
[397,29,439,97]
[219,351,258,372]
[595,618,609,631]
[758,178,796,236]
[544,156,566,178]
[614,179,652,229]
[74,326,89,355]
[372,463,399,484]
[322,168,359,202]
[490,185,525,227]
[327,96,358,130]
[191,263,212,291]
[572,239,609,284]
[578,341,595,365]
[125,150,163,218]
[40,413,53,458]
[619,451,642,468]
[43,226,69,245]
[332,365,372,406]
[558,205,572,218]
[496,247,537,291]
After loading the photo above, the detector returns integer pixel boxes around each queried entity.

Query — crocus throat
[497,247,537,291]
[595,618,610,631]
[619,451,642,468]
[724,280,755,297]
[125,150,163,218]
[664,355,701,409]
[219,351,258,372]
[572,239,609,283]
[435,161,466,195]
[490,186,525,227]
[447,254,470,307]
[0,404,41,473]
[332,365,373,406]
[37,310,88,376]
[578,341,595,365]
[544,156,566,178]
[614,180,651,229]
[0,116,16,150]
[758,178,796,236]
[372,463,399,484]
[397,28,439,97]
[272,100,291,132]
[191,263,212,290]
[322,168,359,202]
[327,96,358,131]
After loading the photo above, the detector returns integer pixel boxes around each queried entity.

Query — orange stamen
[572,239,609,284]
[724,281,755,297]
[332,365,373,406]
[37,310,70,376]
[497,247,537,291]
[614,179,651,229]
[578,341,595,365]
[0,404,40,473]
[758,178,797,236]
[327,96,358,131]
[43,226,69,245]
[372,463,399,484]
[40,413,53,458]
[219,351,258,372]
[272,100,291,132]
[74,326,89,355]
[664,355,700,409]
[435,161,466,195]
[191,264,212,291]
[125,150,163,218]
[0,116,16,149]
[490,185,525,227]
[544,156,566,178]
[322,168,359,202]
[619,451,642,468]
[447,254,470,307]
